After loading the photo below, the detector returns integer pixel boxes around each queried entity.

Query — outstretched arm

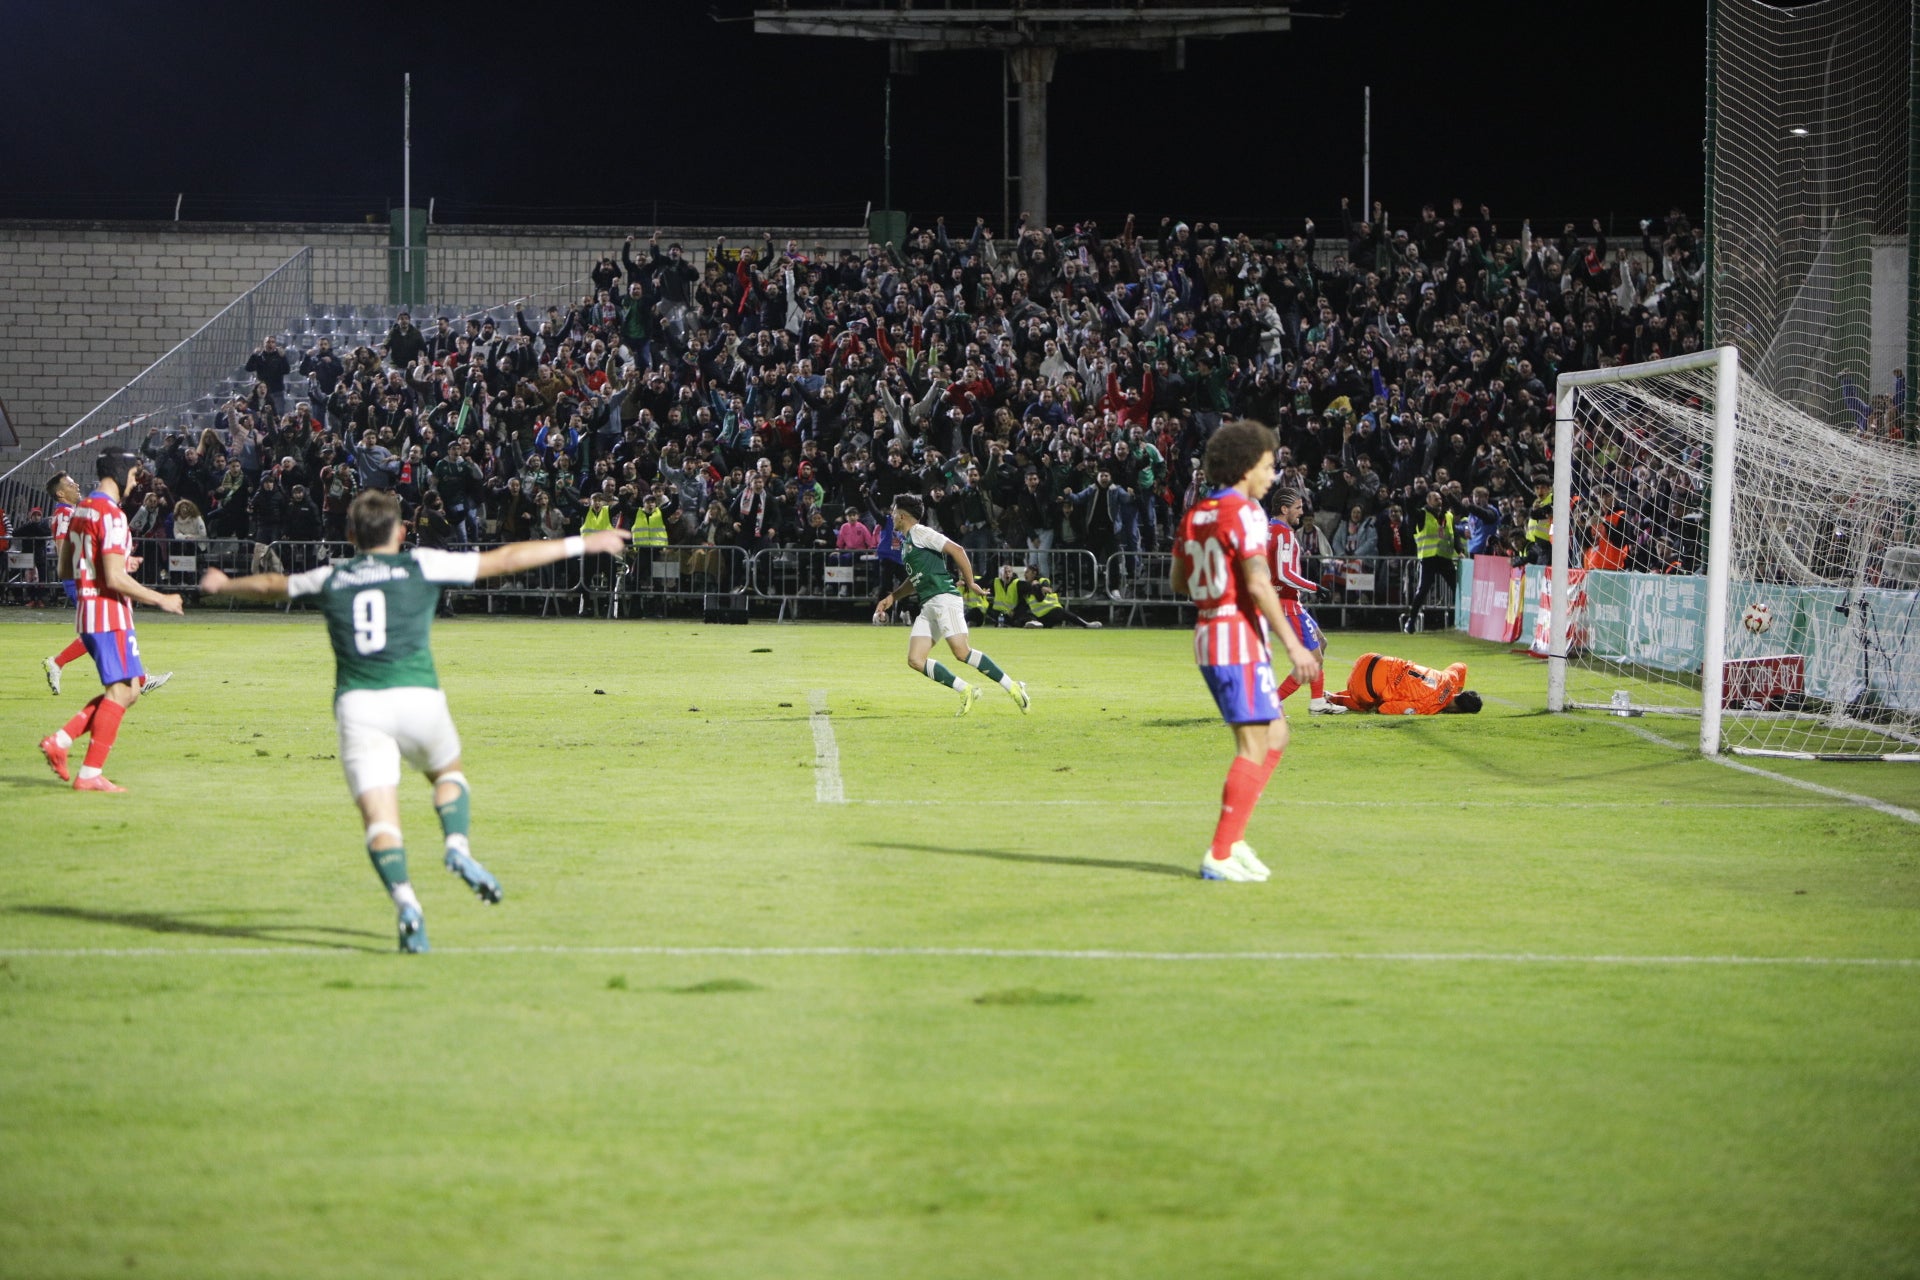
[102,552,184,613]
[199,568,288,601]
[474,529,630,579]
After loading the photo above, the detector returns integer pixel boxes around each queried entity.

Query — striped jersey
[1267,517,1317,602]
[70,491,135,634]
[50,502,73,547]
[1176,487,1271,667]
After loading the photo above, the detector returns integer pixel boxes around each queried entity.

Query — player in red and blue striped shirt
[39,451,184,792]
[1267,489,1345,715]
[1172,421,1321,882]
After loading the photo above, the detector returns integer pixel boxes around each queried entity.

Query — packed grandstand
[3,204,1711,613]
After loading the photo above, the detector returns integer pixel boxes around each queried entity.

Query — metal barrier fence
[744,546,1105,618]
[1,536,260,605]
[1105,552,1434,630]
[3,534,1446,630]
[613,545,748,618]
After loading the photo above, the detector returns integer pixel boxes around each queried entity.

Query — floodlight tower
[752,2,1300,229]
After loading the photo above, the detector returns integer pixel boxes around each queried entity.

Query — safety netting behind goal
[1708,0,1914,435]
[1559,360,1920,760]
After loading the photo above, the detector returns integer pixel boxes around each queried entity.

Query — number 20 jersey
[286,548,480,697]
[1175,488,1271,667]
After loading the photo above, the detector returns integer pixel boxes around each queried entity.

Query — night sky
[3,1,1705,235]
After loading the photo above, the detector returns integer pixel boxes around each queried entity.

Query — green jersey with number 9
[286,549,481,696]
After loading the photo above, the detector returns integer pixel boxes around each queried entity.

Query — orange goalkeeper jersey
[1340,653,1468,715]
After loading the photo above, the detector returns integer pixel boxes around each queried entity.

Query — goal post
[1547,345,1920,762]
[1549,348,1739,754]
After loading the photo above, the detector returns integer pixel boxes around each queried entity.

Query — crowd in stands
[10,200,1707,590]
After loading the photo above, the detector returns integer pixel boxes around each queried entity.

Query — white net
[1557,356,1920,759]
[1708,0,1912,434]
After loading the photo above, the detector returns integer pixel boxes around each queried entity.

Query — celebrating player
[200,490,631,953]
[1267,488,1344,715]
[38,452,186,792]
[39,470,172,697]
[872,494,1030,716]
[1173,421,1321,882]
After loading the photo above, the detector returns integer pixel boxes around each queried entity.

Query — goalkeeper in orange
[1328,653,1483,715]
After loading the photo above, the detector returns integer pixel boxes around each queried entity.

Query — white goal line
[0,944,1914,968]
[1610,720,1920,825]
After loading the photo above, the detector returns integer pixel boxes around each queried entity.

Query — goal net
[1549,348,1920,760]
[1707,0,1914,436]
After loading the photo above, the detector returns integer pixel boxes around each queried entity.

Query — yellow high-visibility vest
[633,509,668,547]
[1414,509,1456,560]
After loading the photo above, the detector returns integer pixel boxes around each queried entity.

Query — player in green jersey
[872,494,1030,716]
[200,490,630,952]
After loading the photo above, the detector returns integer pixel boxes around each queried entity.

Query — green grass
[1,610,1917,1279]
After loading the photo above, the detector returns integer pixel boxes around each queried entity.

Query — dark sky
[3,1,1704,235]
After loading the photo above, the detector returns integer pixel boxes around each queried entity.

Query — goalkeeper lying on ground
[1328,653,1483,715]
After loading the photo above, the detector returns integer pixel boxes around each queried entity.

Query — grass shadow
[860,840,1195,879]
[8,905,386,952]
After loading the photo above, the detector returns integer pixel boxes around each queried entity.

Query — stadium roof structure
[752,2,1306,227]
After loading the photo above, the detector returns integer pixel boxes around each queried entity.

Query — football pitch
[2,611,1916,1279]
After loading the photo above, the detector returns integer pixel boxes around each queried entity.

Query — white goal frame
[1547,347,1741,755]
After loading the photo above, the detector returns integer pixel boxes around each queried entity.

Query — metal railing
[742,546,1106,619]
[1103,551,1436,630]
[2,532,1448,632]
[612,545,749,617]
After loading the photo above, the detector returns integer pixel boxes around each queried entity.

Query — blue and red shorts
[82,629,145,687]
[1199,660,1283,725]
[1282,600,1324,653]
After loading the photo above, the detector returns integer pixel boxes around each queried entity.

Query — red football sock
[1277,675,1300,700]
[82,699,126,771]
[1258,747,1283,787]
[1310,670,1325,699]
[1209,756,1266,860]
[55,638,87,668]
[61,696,103,742]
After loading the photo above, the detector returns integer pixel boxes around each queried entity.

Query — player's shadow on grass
[8,905,387,951]
[860,841,1195,879]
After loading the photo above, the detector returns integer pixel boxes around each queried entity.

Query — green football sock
[434,773,471,847]
[965,649,1012,688]
[925,661,969,691]
[367,843,410,892]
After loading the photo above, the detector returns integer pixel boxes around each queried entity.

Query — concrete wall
[0,220,864,466]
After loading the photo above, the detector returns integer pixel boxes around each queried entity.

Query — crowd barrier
[611,545,748,618]
[1103,552,1437,629]
[2,535,1450,630]
[743,546,1105,619]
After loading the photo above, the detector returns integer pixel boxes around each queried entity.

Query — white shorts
[335,687,463,798]
[910,593,969,645]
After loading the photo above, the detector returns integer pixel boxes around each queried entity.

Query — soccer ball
[1741,602,1774,634]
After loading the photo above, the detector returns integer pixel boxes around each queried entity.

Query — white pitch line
[0,945,1914,968]
[808,689,845,804]
[1613,719,1920,826]
[844,798,1848,810]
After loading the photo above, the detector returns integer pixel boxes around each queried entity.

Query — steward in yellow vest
[989,564,1024,627]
